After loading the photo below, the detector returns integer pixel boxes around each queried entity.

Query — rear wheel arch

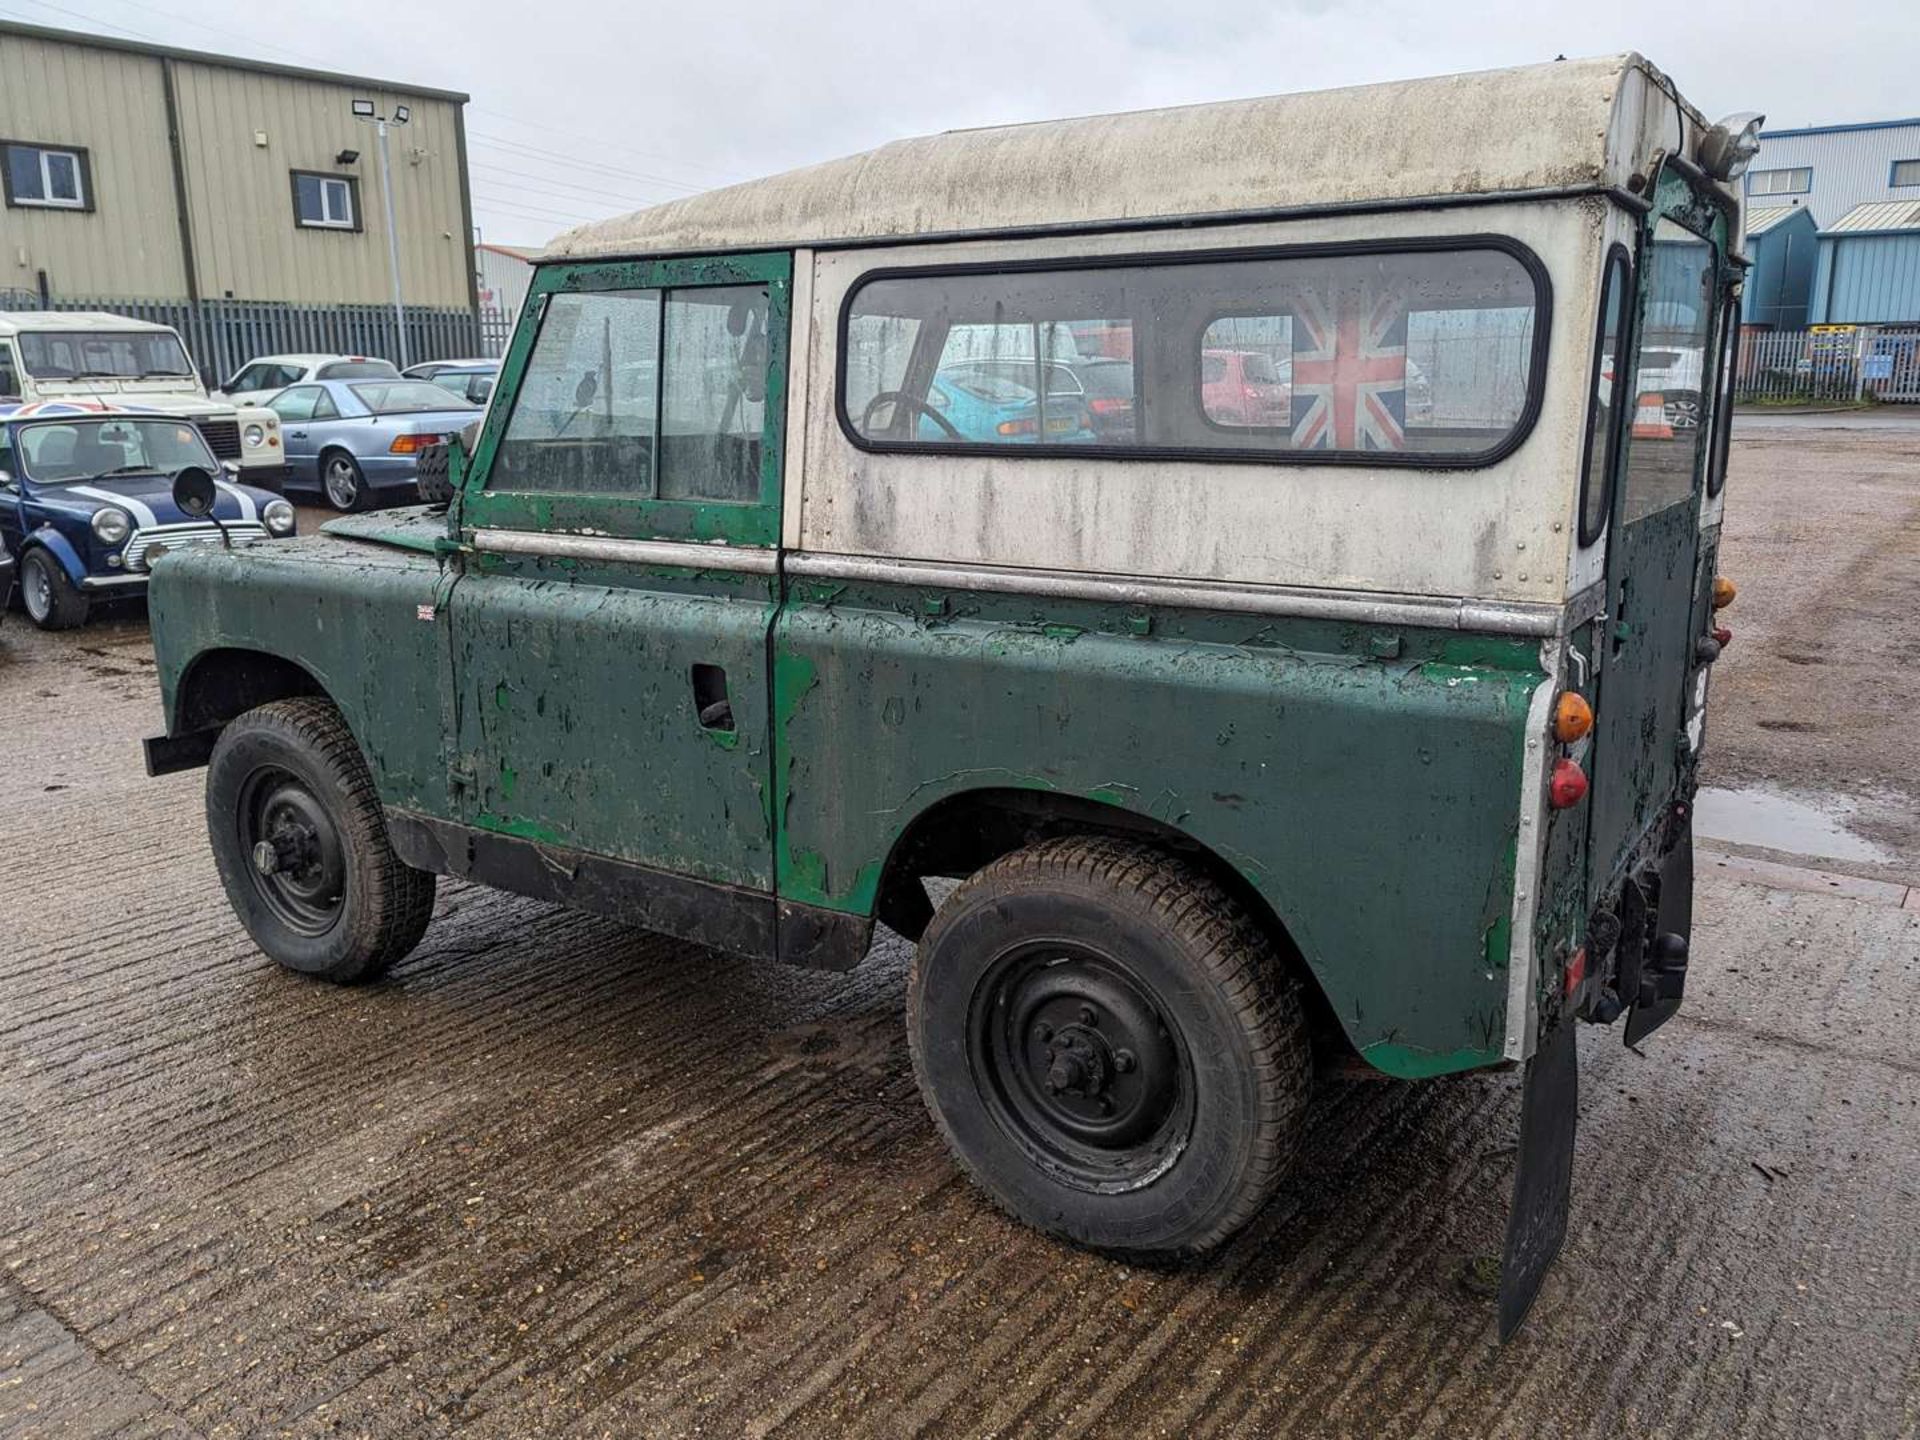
[869,786,1351,1061]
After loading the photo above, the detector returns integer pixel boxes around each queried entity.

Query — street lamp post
[352,99,412,368]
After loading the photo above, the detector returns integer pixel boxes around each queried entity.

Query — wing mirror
[573,371,599,408]
[171,465,232,549]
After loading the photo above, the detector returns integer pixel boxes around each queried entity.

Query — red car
[1202,348,1291,428]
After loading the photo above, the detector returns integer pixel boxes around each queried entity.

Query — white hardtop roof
[547,53,1712,262]
[0,311,179,334]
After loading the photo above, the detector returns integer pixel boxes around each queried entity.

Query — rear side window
[841,241,1546,465]
[1578,247,1632,543]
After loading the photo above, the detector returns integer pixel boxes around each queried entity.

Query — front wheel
[19,548,89,630]
[321,450,368,511]
[205,697,434,982]
[908,837,1313,1259]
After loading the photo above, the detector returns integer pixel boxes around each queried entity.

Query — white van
[0,313,286,488]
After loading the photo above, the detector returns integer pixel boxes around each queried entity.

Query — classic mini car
[220,354,401,406]
[0,313,287,489]
[144,56,1758,1338]
[266,378,480,511]
[1,402,293,629]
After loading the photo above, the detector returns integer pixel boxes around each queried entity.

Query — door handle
[691,663,734,732]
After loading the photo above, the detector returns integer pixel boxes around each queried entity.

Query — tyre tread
[908,835,1313,1260]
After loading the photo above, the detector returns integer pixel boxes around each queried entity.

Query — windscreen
[18,331,195,380]
[17,417,214,482]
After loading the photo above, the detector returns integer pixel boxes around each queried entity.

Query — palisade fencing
[0,292,483,386]
[1734,326,1920,405]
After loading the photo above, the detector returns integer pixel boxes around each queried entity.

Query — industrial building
[1743,117,1920,327]
[0,19,478,364]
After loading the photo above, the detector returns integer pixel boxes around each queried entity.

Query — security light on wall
[393,105,410,124]
[335,149,360,165]
[351,99,376,118]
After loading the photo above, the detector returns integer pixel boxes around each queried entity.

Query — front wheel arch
[173,647,329,735]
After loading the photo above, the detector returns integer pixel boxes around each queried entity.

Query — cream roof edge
[542,53,1719,262]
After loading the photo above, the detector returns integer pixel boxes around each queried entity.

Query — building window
[291,170,358,230]
[1892,159,1920,189]
[2,141,91,210]
[1747,167,1812,196]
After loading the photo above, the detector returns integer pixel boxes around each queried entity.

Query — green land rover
[144,56,1756,1335]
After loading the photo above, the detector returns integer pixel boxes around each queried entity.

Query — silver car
[266,378,481,511]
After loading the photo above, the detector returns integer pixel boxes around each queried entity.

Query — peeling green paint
[772,580,1544,1077]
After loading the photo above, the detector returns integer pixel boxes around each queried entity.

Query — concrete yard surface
[4,412,1920,1438]
[0,613,1916,1440]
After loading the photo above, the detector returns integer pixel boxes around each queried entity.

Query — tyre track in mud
[3,482,1918,1438]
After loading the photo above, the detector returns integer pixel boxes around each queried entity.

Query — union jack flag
[1290,283,1408,451]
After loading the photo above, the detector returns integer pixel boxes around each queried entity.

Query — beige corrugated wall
[0,31,186,300]
[172,63,469,307]
[0,28,470,308]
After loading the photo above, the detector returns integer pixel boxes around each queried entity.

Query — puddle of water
[1693,786,1892,864]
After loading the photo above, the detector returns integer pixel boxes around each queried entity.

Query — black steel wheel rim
[237,765,346,936]
[967,939,1193,1192]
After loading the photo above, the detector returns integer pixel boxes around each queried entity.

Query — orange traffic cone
[1632,392,1673,439]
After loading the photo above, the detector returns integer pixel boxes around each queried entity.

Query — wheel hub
[239,768,345,935]
[975,945,1187,1175]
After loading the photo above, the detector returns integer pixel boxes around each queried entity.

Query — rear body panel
[774,577,1547,1077]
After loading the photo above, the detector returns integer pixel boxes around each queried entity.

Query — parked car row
[215,352,499,510]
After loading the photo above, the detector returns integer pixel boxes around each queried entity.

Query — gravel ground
[1,428,1917,1438]
[1701,412,1920,872]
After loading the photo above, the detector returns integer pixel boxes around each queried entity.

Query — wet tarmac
[1694,786,1893,865]
[3,429,1919,1437]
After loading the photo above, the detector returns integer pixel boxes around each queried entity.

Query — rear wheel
[908,836,1313,1259]
[20,549,89,630]
[206,697,434,982]
[321,450,367,511]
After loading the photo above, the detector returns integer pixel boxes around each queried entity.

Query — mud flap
[1497,1015,1577,1341]
[1625,822,1692,1046]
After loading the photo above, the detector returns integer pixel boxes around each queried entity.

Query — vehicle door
[1586,168,1730,890]
[447,254,789,907]
[269,386,332,481]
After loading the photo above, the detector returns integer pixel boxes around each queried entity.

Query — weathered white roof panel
[0,311,177,334]
[547,54,1705,261]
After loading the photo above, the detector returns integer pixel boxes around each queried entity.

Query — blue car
[0,401,294,630]
[919,361,1096,444]
[268,378,482,512]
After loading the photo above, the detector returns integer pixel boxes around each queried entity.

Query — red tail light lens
[995,417,1037,436]
[1548,757,1589,809]
[1563,945,1588,999]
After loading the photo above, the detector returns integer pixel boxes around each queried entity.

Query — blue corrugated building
[1747,118,1920,325]
[1741,205,1819,328]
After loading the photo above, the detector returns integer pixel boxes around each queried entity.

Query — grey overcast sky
[4,0,1910,246]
